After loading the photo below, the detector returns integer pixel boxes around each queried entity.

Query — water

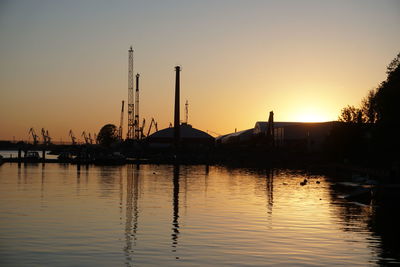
[0,163,398,266]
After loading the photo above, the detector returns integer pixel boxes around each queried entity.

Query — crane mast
[119,100,125,140]
[127,46,134,139]
[134,73,140,139]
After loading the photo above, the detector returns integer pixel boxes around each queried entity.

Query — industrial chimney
[174,66,181,148]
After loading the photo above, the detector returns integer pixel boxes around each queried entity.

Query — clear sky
[1,0,399,141]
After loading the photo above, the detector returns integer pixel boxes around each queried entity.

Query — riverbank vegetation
[330,53,400,175]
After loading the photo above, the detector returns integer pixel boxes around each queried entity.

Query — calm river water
[0,163,399,266]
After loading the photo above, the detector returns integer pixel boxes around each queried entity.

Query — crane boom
[147,118,158,137]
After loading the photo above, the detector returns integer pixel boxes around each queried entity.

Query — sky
[0,0,399,141]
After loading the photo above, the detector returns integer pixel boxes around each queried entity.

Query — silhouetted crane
[28,128,39,145]
[82,131,90,145]
[147,118,158,137]
[41,128,51,145]
[69,130,77,145]
[88,133,94,144]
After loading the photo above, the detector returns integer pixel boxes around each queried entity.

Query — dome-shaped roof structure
[147,123,214,145]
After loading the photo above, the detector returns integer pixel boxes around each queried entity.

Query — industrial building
[217,121,336,151]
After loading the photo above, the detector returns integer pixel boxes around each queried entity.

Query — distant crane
[69,130,77,145]
[88,133,94,144]
[41,128,51,145]
[119,100,125,141]
[146,118,158,137]
[28,128,39,145]
[46,130,51,144]
[82,131,90,145]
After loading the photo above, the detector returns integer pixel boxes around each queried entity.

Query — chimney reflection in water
[172,165,180,255]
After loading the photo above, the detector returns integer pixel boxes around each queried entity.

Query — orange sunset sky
[1,1,399,141]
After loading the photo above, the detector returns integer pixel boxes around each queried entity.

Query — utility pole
[127,46,134,140]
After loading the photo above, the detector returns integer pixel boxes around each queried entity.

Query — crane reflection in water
[125,164,140,265]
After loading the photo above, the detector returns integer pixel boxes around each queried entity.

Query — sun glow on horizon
[290,107,335,123]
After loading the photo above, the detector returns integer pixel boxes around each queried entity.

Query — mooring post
[42,149,46,163]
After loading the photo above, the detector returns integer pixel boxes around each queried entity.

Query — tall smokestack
[174,66,181,147]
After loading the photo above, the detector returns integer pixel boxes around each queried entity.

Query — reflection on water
[0,163,399,266]
[172,165,180,256]
[124,164,139,265]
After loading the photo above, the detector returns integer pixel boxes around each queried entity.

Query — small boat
[24,151,41,163]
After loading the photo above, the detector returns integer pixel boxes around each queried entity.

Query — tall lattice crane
[127,46,134,139]
[119,100,125,140]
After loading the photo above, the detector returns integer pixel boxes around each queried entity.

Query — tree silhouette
[375,52,400,125]
[333,52,400,171]
[338,105,363,123]
[96,124,118,147]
